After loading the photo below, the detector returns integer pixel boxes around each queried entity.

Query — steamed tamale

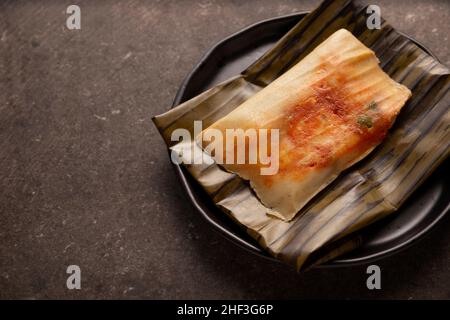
[198,29,412,221]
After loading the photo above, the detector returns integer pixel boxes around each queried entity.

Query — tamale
[198,29,411,221]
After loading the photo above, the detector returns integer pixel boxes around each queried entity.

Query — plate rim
[170,12,449,267]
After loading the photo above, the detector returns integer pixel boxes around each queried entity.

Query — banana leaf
[153,0,450,271]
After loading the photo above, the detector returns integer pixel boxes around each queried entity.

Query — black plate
[171,12,450,267]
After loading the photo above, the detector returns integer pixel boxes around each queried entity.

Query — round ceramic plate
[171,12,450,267]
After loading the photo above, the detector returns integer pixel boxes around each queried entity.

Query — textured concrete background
[0,0,449,299]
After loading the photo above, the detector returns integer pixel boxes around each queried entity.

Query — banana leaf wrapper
[153,0,450,271]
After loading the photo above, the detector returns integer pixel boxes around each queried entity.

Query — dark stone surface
[0,0,448,299]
